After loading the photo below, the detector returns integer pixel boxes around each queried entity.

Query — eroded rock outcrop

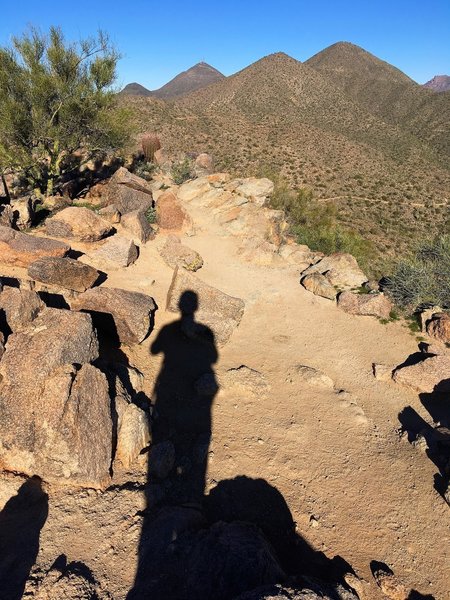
[156,190,192,231]
[301,253,367,290]
[87,235,139,269]
[0,308,112,487]
[0,287,45,332]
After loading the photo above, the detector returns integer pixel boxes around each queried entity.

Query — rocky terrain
[0,160,448,599]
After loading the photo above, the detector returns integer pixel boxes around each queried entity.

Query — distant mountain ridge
[121,62,224,99]
[423,75,450,92]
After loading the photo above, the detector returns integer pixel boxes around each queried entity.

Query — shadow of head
[178,290,198,316]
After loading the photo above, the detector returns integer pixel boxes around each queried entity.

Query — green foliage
[384,235,450,309]
[0,26,128,196]
[145,206,157,224]
[268,175,371,271]
[133,160,156,181]
[171,158,192,185]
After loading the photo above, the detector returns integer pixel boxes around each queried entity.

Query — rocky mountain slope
[423,75,450,93]
[123,49,450,264]
[121,62,225,98]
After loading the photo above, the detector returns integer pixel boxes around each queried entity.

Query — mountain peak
[423,75,450,92]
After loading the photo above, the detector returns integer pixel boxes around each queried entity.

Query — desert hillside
[122,47,450,266]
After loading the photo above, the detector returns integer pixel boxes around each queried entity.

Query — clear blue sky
[0,0,449,88]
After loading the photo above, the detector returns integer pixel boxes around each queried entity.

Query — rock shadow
[0,476,48,600]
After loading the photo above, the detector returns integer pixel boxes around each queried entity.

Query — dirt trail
[0,192,449,599]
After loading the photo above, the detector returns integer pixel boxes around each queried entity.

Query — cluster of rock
[298,251,393,319]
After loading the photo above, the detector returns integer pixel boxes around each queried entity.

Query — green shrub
[384,235,450,309]
[145,206,156,224]
[133,160,156,181]
[171,158,192,185]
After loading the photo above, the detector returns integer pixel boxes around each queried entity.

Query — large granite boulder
[426,312,450,344]
[393,354,450,394]
[156,191,192,231]
[166,267,244,345]
[121,210,155,243]
[301,253,367,290]
[337,291,393,319]
[106,167,153,214]
[70,287,156,345]
[46,207,113,242]
[87,235,139,269]
[28,257,100,292]
[0,288,45,332]
[0,308,112,487]
[0,225,69,267]
[301,272,336,300]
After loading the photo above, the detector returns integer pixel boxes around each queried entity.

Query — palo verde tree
[0,26,128,197]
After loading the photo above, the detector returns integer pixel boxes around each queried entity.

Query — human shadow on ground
[127,291,360,599]
[0,476,48,600]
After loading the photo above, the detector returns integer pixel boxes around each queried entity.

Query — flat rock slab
[46,207,113,242]
[166,267,245,345]
[393,354,450,394]
[337,291,392,319]
[0,308,112,487]
[87,236,138,268]
[0,225,69,268]
[159,236,203,271]
[28,257,100,292]
[70,287,156,345]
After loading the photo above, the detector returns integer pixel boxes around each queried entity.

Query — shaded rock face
[337,291,392,319]
[87,235,139,269]
[156,191,192,230]
[121,210,154,243]
[166,267,244,345]
[301,272,336,299]
[301,253,367,290]
[46,207,113,242]
[70,287,156,345]
[0,308,112,487]
[106,167,153,214]
[0,288,45,333]
[0,225,69,267]
[27,257,100,292]
[159,235,203,271]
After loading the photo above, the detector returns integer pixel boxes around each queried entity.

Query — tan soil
[0,196,449,599]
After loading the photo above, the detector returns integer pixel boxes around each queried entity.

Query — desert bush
[0,26,128,197]
[384,235,450,309]
[268,177,371,269]
[145,206,156,224]
[171,158,192,185]
[133,160,156,181]
[141,133,161,162]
